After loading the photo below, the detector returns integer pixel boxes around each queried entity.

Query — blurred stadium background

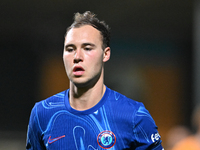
[1,0,199,149]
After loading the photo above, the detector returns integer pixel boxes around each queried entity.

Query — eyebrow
[65,44,75,48]
[82,43,96,47]
[64,43,96,49]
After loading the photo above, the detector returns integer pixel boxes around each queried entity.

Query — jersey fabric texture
[26,86,163,150]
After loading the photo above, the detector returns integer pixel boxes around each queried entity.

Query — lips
[73,66,85,76]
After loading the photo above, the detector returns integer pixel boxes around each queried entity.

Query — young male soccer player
[26,11,164,149]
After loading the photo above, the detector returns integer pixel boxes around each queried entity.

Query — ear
[103,47,111,62]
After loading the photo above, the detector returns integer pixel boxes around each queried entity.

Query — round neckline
[64,86,110,115]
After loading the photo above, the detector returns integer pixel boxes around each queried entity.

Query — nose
[74,49,83,63]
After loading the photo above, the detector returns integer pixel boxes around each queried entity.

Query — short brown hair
[65,11,111,49]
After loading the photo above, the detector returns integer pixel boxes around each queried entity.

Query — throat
[69,85,106,111]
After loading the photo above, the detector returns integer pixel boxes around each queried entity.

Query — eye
[65,46,75,52]
[82,43,95,51]
[84,47,92,51]
[84,46,93,51]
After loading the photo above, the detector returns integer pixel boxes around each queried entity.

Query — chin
[71,78,89,87]
[70,73,102,88]
[72,78,98,89]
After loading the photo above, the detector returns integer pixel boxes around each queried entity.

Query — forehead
[65,25,102,45]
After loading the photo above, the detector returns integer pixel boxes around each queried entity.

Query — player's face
[63,25,110,87]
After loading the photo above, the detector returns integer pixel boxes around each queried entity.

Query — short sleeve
[133,104,163,150]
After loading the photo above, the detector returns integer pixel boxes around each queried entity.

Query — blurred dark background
[1,0,199,148]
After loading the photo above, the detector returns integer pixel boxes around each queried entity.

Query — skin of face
[63,25,110,89]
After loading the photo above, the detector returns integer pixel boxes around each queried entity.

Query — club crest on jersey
[97,130,116,149]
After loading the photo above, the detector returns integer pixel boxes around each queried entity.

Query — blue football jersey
[26,86,163,150]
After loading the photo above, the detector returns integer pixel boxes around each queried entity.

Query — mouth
[73,66,85,76]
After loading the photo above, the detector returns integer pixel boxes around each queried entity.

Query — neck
[69,76,106,111]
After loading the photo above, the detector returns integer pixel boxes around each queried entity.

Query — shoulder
[107,88,163,148]
[34,90,67,112]
[29,90,68,131]
[106,87,150,123]
[107,87,144,111]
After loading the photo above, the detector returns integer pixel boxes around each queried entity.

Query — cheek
[63,55,72,70]
[88,54,104,70]
[87,51,104,63]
